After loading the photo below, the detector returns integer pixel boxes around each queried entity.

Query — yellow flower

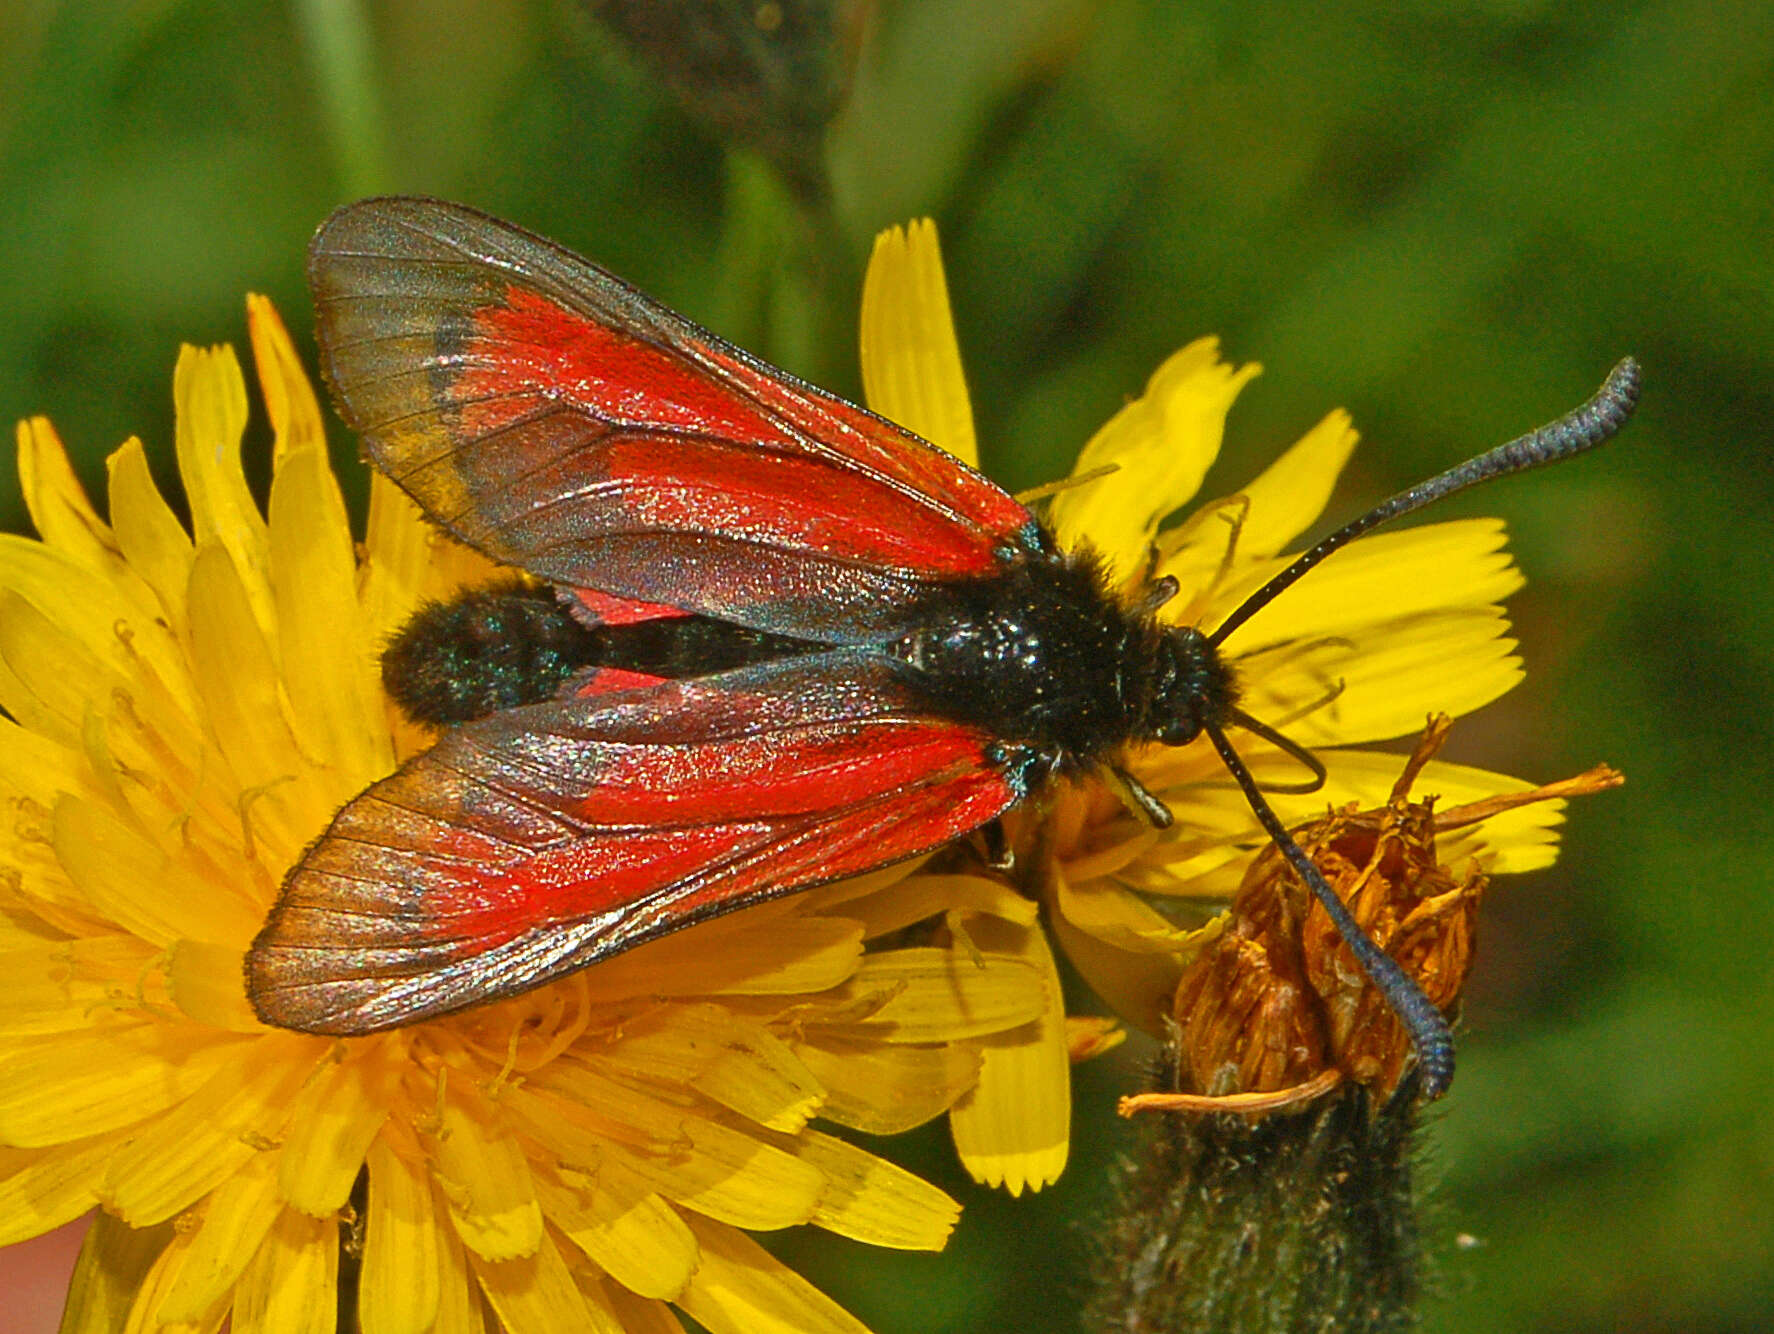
[0,297,1060,1331]
[860,220,1574,1041]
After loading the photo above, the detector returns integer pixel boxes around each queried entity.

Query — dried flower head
[1128,716,1623,1114]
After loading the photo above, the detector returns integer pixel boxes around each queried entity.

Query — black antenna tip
[1604,355,1642,406]
[1568,356,1642,446]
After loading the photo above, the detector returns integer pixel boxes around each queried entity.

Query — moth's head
[1146,622,1240,748]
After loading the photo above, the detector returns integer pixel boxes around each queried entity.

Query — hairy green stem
[1088,1077,1429,1334]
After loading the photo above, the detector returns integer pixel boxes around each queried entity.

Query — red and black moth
[245,198,1639,1098]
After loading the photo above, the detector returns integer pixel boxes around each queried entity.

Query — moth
[247,198,1638,1097]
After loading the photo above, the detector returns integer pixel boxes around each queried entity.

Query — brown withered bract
[1127,715,1623,1115]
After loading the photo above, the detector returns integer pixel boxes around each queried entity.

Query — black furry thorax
[886,539,1239,771]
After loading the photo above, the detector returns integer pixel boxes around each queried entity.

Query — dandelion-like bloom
[861,222,1581,1044]
[0,295,1062,1331]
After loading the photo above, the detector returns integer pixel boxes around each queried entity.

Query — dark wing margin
[245,654,1024,1034]
[307,197,1034,641]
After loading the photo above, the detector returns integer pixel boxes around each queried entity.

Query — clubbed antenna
[1209,357,1641,649]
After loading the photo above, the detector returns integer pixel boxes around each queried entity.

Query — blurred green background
[1,1,1766,1331]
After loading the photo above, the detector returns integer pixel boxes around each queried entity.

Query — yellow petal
[358,474,502,689]
[1050,338,1261,581]
[1436,795,1569,873]
[156,1152,282,1324]
[1237,610,1522,749]
[831,871,1037,939]
[537,1160,697,1301]
[430,1214,483,1334]
[948,917,1069,1195]
[0,531,193,718]
[0,1023,248,1147]
[771,1127,959,1250]
[793,859,927,914]
[1213,518,1522,649]
[359,1135,441,1334]
[16,417,122,574]
[430,1086,543,1261]
[580,912,863,1003]
[0,588,111,746]
[689,1036,823,1135]
[1262,751,1569,876]
[277,1050,391,1215]
[106,437,195,635]
[1130,751,1567,905]
[468,1230,622,1334]
[493,1083,612,1168]
[165,939,265,1031]
[102,1033,315,1225]
[1054,872,1204,955]
[814,946,1048,1041]
[860,219,978,466]
[617,1127,819,1233]
[1228,409,1361,556]
[363,469,501,674]
[359,475,432,645]
[185,541,321,864]
[1049,863,1212,1035]
[537,1065,823,1230]
[60,1211,171,1334]
[1208,519,1527,746]
[604,1282,689,1334]
[231,1207,338,1334]
[791,1037,980,1134]
[0,1133,118,1244]
[0,856,111,950]
[1159,408,1358,602]
[134,1227,224,1333]
[599,1004,824,1134]
[174,343,274,642]
[0,633,61,744]
[677,1214,871,1334]
[269,438,391,807]
[1049,811,1163,887]
[246,295,326,466]
[0,898,76,954]
[0,713,91,816]
[52,797,260,948]
[0,936,154,1039]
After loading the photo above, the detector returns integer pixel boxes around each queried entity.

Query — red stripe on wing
[451,287,806,445]
[700,343,1019,537]
[245,655,1023,1034]
[589,432,1006,575]
[570,665,667,697]
[307,198,1034,640]
[568,587,690,627]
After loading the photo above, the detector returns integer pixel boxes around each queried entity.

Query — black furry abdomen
[383,585,821,726]
[383,587,599,725]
